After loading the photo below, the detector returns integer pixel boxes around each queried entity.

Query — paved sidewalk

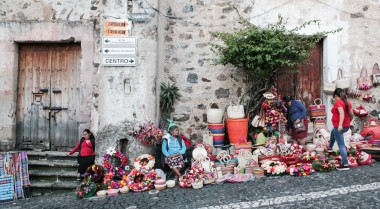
[2,162,380,209]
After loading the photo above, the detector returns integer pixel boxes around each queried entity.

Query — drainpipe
[155,0,164,125]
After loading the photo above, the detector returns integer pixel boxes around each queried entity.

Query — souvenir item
[357,66,373,90]
[309,98,326,118]
[335,68,351,89]
[207,103,224,123]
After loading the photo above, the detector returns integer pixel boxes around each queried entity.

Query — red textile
[291,118,308,140]
[331,99,352,127]
[180,134,192,147]
[69,139,95,156]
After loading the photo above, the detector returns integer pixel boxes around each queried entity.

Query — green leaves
[209,15,341,82]
[159,82,182,115]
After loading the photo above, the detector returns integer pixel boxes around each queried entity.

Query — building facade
[0,0,379,162]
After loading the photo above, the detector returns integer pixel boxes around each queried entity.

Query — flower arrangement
[129,122,163,146]
[312,156,336,172]
[261,160,287,175]
[280,153,300,165]
[102,149,128,189]
[286,163,315,176]
[124,168,157,192]
[76,176,97,199]
[134,154,155,171]
[179,164,206,188]
[300,151,318,164]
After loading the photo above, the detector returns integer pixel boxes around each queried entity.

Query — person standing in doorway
[283,96,308,146]
[68,129,96,180]
[328,88,353,171]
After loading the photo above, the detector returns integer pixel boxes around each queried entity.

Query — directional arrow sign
[102,36,137,45]
[102,48,136,55]
[102,57,136,66]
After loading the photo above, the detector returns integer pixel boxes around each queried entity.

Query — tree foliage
[209,14,341,116]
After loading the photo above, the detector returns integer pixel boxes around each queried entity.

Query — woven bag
[309,98,326,118]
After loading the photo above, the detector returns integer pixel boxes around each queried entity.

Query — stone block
[187,73,198,83]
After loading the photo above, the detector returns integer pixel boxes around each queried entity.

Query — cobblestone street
[2,162,379,209]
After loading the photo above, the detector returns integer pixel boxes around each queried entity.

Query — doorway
[16,43,82,151]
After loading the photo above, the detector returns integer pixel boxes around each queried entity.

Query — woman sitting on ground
[162,121,186,181]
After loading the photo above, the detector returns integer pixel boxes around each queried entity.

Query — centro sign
[102,57,136,66]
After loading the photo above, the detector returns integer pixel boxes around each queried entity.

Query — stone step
[28,159,78,168]
[30,180,78,190]
[29,169,77,177]
[27,151,78,161]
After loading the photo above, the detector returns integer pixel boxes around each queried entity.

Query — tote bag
[335,68,351,89]
[372,63,380,85]
[357,66,373,90]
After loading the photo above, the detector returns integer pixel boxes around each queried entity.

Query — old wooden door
[16,43,81,151]
[276,41,323,111]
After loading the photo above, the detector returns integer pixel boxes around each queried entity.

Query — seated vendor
[162,121,186,181]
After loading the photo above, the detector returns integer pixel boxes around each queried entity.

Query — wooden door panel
[17,43,81,151]
[277,41,323,112]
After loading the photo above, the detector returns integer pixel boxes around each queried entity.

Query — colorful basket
[208,123,225,134]
[212,133,225,147]
[226,114,249,145]
[309,98,326,118]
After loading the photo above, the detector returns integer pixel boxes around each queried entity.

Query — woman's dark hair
[282,96,292,102]
[83,129,95,141]
[168,125,178,134]
[333,88,349,112]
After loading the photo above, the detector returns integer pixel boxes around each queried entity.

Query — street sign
[102,48,136,55]
[103,19,132,36]
[102,57,136,67]
[102,36,137,45]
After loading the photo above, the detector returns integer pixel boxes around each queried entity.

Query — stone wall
[0,0,379,156]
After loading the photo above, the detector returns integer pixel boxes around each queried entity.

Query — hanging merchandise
[323,81,336,94]
[353,105,369,119]
[372,63,380,85]
[346,88,361,99]
[335,68,351,89]
[309,98,326,118]
[357,66,373,90]
[363,93,373,102]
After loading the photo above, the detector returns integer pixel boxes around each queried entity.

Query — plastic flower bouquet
[76,176,97,199]
[286,163,315,176]
[129,122,163,146]
[261,160,287,176]
[312,156,336,172]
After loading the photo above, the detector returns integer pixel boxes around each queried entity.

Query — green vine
[209,11,341,117]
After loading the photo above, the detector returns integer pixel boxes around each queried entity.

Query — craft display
[335,68,351,89]
[360,118,380,140]
[286,163,315,176]
[261,94,287,132]
[301,151,318,164]
[261,161,287,176]
[134,154,155,170]
[309,98,326,118]
[373,63,380,85]
[124,168,157,192]
[103,149,128,189]
[280,153,301,165]
[0,151,30,201]
[207,103,224,123]
[357,66,373,90]
[128,122,163,146]
[76,176,97,199]
[312,156,336,172]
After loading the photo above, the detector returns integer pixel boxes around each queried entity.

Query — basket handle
[314,98,322,105]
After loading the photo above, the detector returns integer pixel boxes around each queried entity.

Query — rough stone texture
[2,162,379,209]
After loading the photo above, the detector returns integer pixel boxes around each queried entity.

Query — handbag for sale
[357,66,373,90]
[313,117,327,129]
[372,63,380,85]
[360,117,380,140]
[323,82,336,94]
[293,118,305,133]
[335,68,351,89]
[309,98,326,118]
[353,105,369,117]
[227,102,245,119]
